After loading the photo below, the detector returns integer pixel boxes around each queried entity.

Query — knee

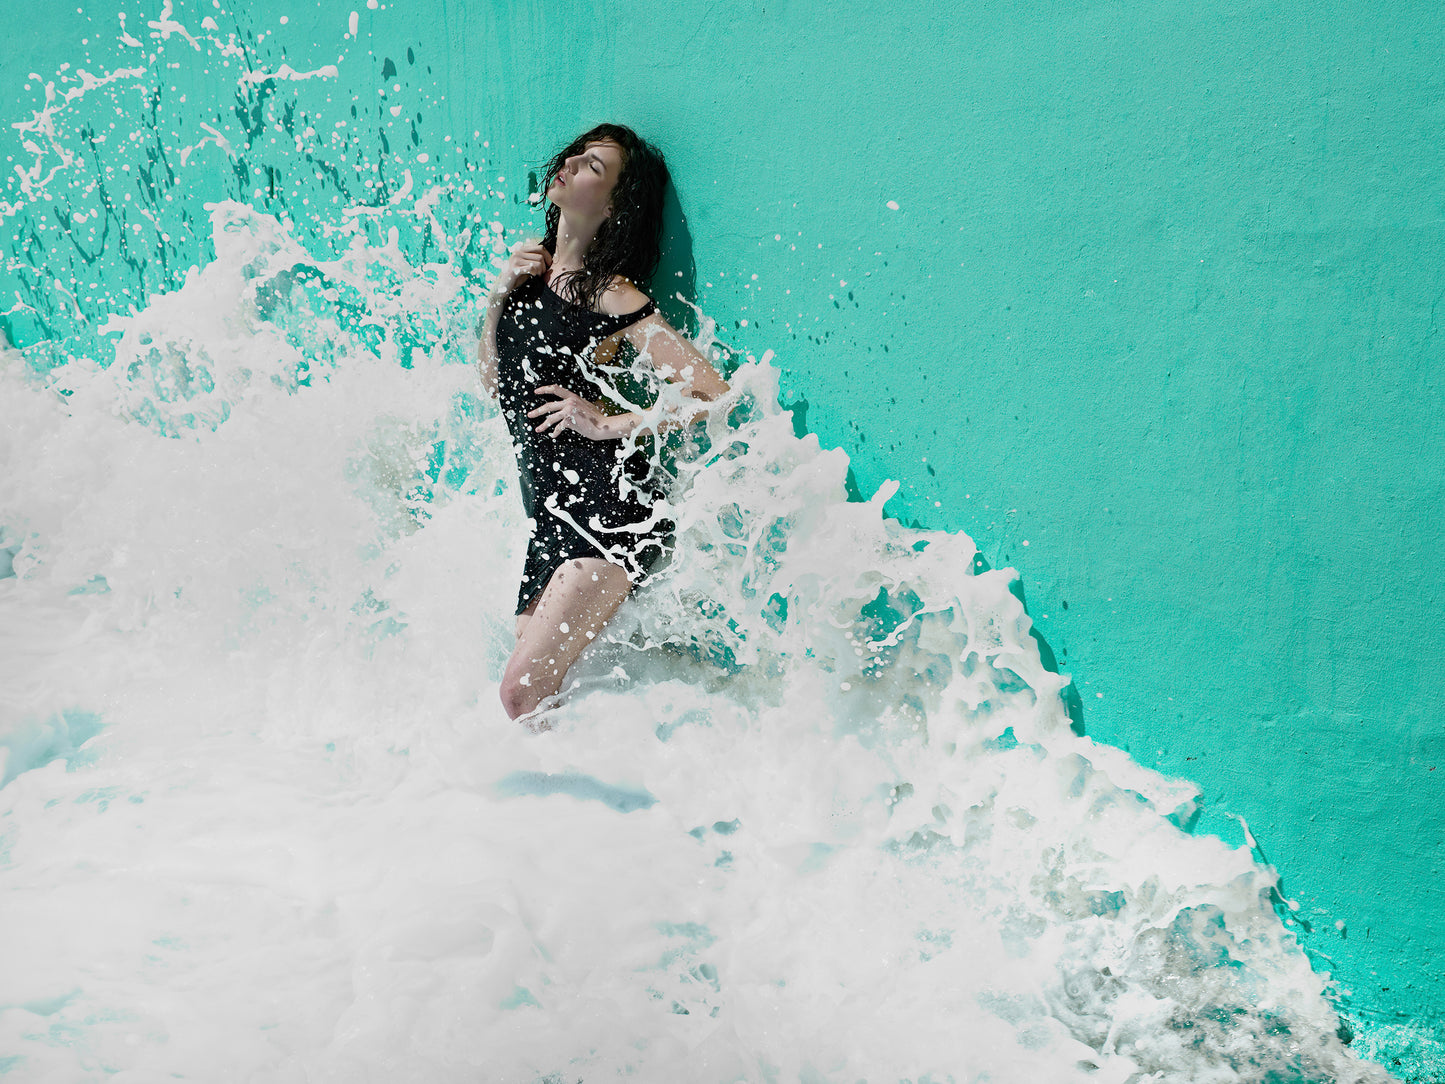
[499,667,539,721]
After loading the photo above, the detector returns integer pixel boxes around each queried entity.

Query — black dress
[494,275,674,615]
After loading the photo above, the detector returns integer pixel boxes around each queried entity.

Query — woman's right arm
[476,240,551,399]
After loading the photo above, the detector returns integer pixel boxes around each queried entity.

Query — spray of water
[0,8,1397,1082]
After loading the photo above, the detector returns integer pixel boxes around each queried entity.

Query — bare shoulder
[596,276,653,318]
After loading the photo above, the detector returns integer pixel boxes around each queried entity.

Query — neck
[551,210,603,275]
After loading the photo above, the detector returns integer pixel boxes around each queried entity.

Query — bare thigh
[514,599,538,642]
[500,558,632,719]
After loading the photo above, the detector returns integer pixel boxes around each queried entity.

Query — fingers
[527,394,584,435]
[503,241,552,285]
[533,404,571,434]
[527,395,568,431]
[528,387,592,435]
[509,239,552,263]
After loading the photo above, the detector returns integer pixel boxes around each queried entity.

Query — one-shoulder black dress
[494,275,673,615]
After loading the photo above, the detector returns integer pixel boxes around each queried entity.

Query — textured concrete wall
[589,1,1445,1039]
[4,0,1441,1054]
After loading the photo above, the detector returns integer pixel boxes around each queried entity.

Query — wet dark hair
[539,123,669,313]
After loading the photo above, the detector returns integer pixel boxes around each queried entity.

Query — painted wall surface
[3,0,1441,1064]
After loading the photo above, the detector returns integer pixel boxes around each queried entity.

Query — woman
[476,123,729,723]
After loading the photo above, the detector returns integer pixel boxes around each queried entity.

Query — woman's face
[547,139,625,222]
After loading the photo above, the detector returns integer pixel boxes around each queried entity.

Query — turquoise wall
[4,0,1441,1067]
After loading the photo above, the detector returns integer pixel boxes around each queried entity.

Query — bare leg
[514,598,537,643]
[500,558,632,722]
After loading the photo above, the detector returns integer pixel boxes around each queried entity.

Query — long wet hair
[539,123,669,313]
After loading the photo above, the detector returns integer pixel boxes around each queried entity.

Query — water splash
[0,10,1397,1083]
[0,196,1392,1083]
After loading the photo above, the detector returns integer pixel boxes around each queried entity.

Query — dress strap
[538,277,657,330]
[606,299,657,328]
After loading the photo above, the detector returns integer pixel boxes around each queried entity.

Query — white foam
[0,201,1392,1082]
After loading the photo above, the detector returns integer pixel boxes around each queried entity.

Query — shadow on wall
[784,394,1087,739]
[1006,575,1087,737]
[654,184,700,337]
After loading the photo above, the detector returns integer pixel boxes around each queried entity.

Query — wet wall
[4,0,1441,1066]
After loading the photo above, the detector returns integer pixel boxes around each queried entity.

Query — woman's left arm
[618,312,730,404]
[528,293,730,441]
